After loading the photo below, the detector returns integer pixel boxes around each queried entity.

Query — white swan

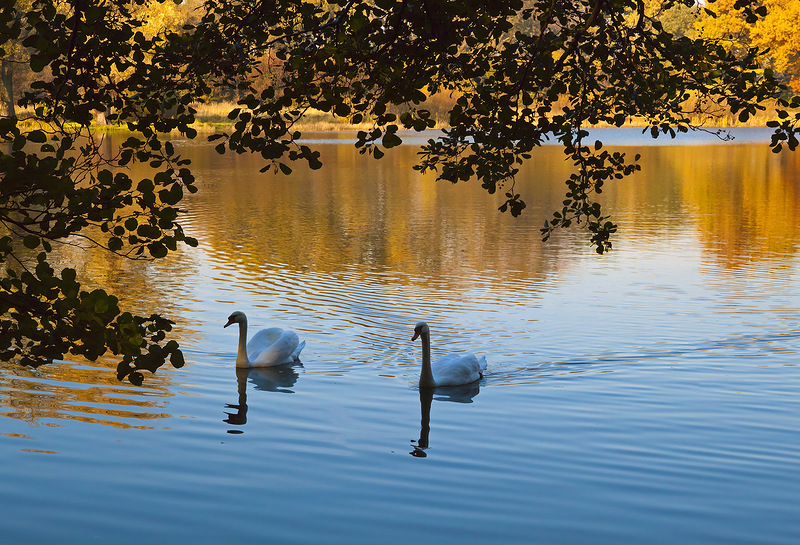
[224,311,306,368]
[412,321,487,388]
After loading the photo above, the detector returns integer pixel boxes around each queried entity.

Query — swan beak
[224,317,235,328]
[412,331,420,341]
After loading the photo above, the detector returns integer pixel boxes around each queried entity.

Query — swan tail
[477,355,488,375]
[292,340,306,360]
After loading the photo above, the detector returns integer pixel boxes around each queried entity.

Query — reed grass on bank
[10,95,794,134]
[183,96,800,131]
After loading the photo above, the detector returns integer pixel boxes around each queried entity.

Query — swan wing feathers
[247,327,284,351]
[248,328,303,366]
[432,352,485,386]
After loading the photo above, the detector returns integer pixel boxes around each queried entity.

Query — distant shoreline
[290,127,778,146]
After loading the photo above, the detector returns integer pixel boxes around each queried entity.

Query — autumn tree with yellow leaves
[697,0,800,91]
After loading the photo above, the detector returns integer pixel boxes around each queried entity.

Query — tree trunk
[95,107,109,125]
[0,59,16,118]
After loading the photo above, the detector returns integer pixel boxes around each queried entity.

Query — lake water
[2,129,799,544]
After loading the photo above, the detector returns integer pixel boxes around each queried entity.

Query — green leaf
[108,237,123,252]
[94,295,109,314]
[28,130,47,143]
[12,135,26,151]
[158,184,184,205]
[23,235,40,249]
[137,224,161,239]
[29,54,49,73]
[170,350,185,368]
[148,242,168,258]
[137,179,155,193]
[382,133,402,148]
[61,268,77,283]
[128,371,144,386]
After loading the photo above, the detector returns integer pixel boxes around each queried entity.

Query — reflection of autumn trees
[607,144,800,266]
[41,134,800,286]
[0,141,201,429]
[31,134,206,345]
[171,135,800,278]
[183,140,577,285]
[679,146,800,265]
[1,234,191,428]
[0,359,172,429]
[50,240,201,329]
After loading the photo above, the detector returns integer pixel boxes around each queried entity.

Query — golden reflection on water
[3,132,799,430]
[182,138,800,282]
[682,146,800,265]
[0,358,173,429]
[607,143,800,266]
[185,142,574,285]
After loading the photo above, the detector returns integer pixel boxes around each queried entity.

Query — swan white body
[412,322,487,388]
[225,311,305,368]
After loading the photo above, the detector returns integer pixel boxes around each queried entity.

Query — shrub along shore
[13,97,794,134]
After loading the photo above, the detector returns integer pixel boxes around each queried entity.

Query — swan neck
[419,330,436,388]
[236,319,250,367]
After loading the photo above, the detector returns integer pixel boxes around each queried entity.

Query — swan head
[224,311,247,328]
[412,321,429,341]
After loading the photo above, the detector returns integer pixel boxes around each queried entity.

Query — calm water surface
[2,129,799,544]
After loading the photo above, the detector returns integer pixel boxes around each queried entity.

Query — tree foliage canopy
[1,0,798,380]
[695,0,800,92]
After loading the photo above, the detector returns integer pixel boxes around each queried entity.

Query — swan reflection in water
[410,381,481,457]
[224,364,303,430]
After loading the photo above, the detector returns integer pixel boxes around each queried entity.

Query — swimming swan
[412,321,487,388]
[224,311,306,368]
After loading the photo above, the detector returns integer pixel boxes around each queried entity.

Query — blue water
[1,130,799,544]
